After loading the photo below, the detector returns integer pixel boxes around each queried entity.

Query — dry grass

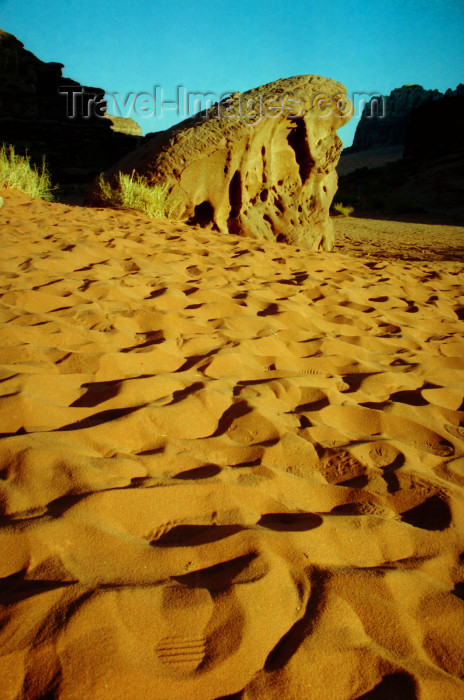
[0,144,56,201]
[96,171,181,219]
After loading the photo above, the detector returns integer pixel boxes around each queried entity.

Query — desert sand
[0,186,464,699]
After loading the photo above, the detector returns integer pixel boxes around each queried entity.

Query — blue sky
[1,0,463,146]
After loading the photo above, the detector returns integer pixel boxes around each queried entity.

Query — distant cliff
[0,28,142,185]
[348,83,464,153]
[337,84,464,222]
[404,92,464,162]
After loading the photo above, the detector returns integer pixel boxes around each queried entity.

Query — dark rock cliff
[348,84,463,154]
[337,94,464,222]
[0,28,142,185]
[404,93,464,162]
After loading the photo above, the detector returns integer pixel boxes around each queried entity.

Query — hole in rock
[263,214,275,229]
[260,189,269,202]
[274,198,285,214]
[188,201,216,228]
[287,118,314,184]
[227,170,243,235]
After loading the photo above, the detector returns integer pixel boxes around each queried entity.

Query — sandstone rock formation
[0,28,142,185]
[104,114,142,137]
[89,75,351,250]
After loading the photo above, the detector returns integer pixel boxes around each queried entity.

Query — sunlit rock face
[89,75,351,250]
[104,114,142,137]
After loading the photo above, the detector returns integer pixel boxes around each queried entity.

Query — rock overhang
[88,74,352,251]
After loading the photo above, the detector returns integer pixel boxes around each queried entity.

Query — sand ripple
[1,188,464,699]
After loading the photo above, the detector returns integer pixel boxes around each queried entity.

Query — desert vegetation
[95,171,180,219]
[0,144,56,201]
[332,201,354,217]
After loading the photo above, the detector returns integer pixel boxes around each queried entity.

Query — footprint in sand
[29,485,311,698]
[58,548,308,698]
[119,585,212,676]
[317,448,367,485]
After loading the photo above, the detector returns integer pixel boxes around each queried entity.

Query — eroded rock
[89,75,351,250]
[105,114,142,137]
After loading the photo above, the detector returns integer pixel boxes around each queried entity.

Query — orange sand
[1,187,463,699]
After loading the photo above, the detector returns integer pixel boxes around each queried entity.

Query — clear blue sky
[1,0,463,146]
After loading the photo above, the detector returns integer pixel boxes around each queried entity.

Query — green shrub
[0,144,56,201]
[96,171,181,219]
[332,201,354,217]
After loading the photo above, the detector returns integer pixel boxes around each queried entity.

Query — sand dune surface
[1,187,464,699]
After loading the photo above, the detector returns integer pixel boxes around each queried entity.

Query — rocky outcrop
[348,84,463,153]
[88,75,351,250]
[104,114,142,137]
[0,28,142,184]
[0,28,104,121]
